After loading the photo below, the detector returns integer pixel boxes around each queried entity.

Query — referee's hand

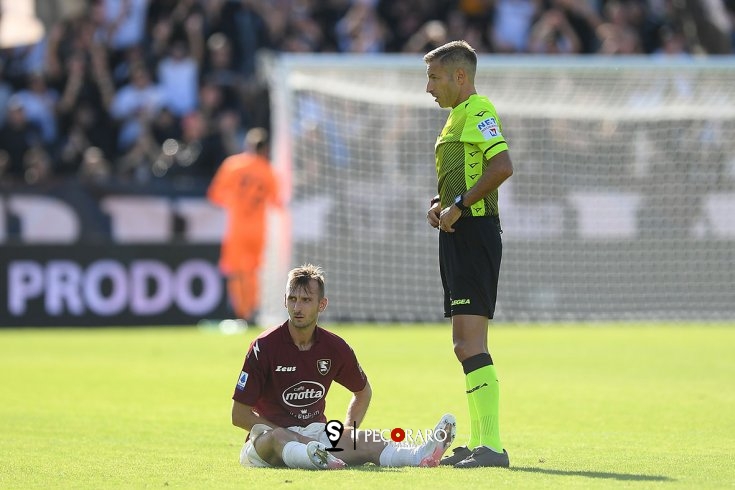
[438,205,460,233]
[427,203,441,229]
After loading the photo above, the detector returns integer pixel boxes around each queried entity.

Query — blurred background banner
[0,243,227,327]
[0,182,229,326]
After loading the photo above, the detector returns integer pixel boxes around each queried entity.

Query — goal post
[260,54,735,324]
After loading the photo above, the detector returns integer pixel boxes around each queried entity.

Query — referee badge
[317,359,332,376]
[477,117,500,140]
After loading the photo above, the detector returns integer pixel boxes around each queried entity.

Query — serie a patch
[237,371,249,390]
[477,117,500,140]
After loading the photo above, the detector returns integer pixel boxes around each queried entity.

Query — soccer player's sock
[463,353,503,453]
[378,443,423,467]
[465,375,481,449]
[281,441,319,469]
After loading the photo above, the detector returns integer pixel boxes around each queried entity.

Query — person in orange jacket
[208,127,281,323]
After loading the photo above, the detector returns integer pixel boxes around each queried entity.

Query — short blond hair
[287,264,325,298]
[423,40,477,80]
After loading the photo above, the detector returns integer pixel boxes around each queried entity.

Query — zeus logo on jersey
[276,365,296,372]
[477,117,500,140]
[282,381,326,408]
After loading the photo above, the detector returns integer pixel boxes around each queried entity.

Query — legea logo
[282,381,325,408]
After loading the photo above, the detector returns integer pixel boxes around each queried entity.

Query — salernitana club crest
[317,359,331,376]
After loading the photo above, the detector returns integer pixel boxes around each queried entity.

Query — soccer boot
[416,413,457,467]
[454,446,510,468]
[439,446,472,466]
[306,441,346,470]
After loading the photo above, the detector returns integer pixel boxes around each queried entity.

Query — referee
[424,40,514,468]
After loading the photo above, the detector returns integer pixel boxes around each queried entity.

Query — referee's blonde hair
[423,40,477,81]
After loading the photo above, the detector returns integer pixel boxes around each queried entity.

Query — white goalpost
[259,54,735,324]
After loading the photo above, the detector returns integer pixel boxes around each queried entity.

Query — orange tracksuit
[207,152,280,320]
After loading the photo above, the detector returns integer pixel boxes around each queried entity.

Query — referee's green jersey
[435,93,508,217]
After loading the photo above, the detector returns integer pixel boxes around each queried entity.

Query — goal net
[260,54,735,324]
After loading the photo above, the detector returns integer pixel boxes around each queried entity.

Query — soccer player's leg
[413,413,457,467]
[251,427,345,470]
[443,218,508,468]
[448,315,509,468]
[227,269,259,322]
[332,426,383,465]
[340,416,456,467]
[303,441,347,470]
[226,273,247,319]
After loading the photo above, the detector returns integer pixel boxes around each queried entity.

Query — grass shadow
[511,466,675,482]
[342,465,403,472]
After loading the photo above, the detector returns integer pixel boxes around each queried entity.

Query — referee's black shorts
[439,216,502,319]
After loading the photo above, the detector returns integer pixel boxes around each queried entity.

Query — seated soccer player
[231,264,456,469]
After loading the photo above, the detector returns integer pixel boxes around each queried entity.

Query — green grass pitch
[1,323,734,489]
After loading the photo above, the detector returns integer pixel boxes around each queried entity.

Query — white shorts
[239,422,330,468]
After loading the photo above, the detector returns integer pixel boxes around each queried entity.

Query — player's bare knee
[253,431,281,466]
[270,427,299,446]
[453,340,471,361]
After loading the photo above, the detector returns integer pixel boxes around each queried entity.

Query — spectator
[78,146,113,184]
[109,63,164,152]
[116,123,159,183]
[157,40,199,117]
[216,0,275,78]
[457,0,494,36]
[652,24,692,58]
[335,0,389,53]
[550,0,604,54]
[445,9,491,53]
[282,4,327,52]
[681,0,733,54]
[197,78,225,121]
[0,60,13,128]
[491,0,543,53]
[23,146,53,185]
[624,1,664,54]
[0,41,47,85]
[156,111,226,182]
[13,72,59,145]
[101,0,150,53]
[56,43,117,166]
[217,109,246,157]
[58,100,117,176]
[0,97,44,181]
[528,8,582,54]
[2,0,734,192]
[596,22,644,54]
[150,107,181,147]
[377,0,449,52]
[402,20,450,53]
[203,33,243,106]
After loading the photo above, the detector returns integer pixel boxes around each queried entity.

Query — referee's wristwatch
[454,194,468,212]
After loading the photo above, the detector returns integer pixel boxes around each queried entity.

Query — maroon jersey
[232,321,368,428]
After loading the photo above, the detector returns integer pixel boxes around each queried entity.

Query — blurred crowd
[1,0,734,187]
